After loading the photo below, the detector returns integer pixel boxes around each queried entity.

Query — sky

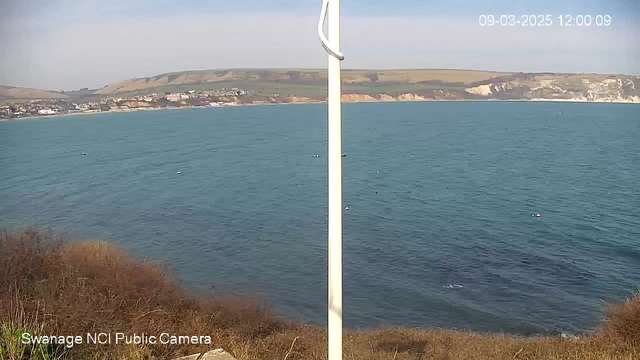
[0,0,638,90]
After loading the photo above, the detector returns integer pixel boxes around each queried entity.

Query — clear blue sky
[1,0,638,90]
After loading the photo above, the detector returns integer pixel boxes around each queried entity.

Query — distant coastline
[2,69,639,121]
[2,96,638,123]
[0,106,186,122]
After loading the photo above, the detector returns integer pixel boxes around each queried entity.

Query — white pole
[327,0,342,359]
[318,1,344,358]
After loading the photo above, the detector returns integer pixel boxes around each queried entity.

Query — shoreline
[1,97,637,123]
[0,106,187,122]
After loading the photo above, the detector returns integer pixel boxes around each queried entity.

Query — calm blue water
[1,102,638,335]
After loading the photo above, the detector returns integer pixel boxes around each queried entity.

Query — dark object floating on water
[341,154,346,158]
[312,154,320,158]
[80,152,87,156]
[532,213,542,218]
[177,171,182,174]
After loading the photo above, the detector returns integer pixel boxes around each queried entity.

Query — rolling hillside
[2,69,639,103]
[93,69,509,97]
[92,69,640,102]
[0,85,68,103]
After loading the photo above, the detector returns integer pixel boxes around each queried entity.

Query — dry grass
[0,229,287,359]
[0,229,638,360]
[604,292,640,350]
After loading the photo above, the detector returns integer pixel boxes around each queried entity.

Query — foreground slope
[1,229,638,360]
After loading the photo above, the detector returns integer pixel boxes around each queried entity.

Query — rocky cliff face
[336,74,640,104]
[463,74,640,103]
[340,93,428,103]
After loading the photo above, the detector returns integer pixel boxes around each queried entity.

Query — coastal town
[0,88,322,120]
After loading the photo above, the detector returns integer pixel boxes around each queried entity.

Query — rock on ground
[173,348,236,360]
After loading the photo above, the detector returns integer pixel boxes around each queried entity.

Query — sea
[1,102,638,335]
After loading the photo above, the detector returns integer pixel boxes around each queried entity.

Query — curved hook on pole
[318,0,345,61]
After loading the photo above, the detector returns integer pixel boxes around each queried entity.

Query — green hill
[2,69,639,103]
[93,68,509,97]
[0,85,69,104]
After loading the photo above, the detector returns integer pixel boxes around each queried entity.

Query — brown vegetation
[0,87,68,102]
[0,229,638,359]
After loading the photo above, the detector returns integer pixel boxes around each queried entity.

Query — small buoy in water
[341,154,346,158]
[80,152,87,156]
[444,284,464,289]
[177,171,182,174]
[345,206,349,210]
[532,213,541,218]
[213,149,217,152]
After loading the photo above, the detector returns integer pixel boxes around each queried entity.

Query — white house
[166,94,181,102]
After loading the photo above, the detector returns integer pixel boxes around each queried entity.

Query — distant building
[166,94,181,102]
[37,109,56,115]
[223,89,247,96]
